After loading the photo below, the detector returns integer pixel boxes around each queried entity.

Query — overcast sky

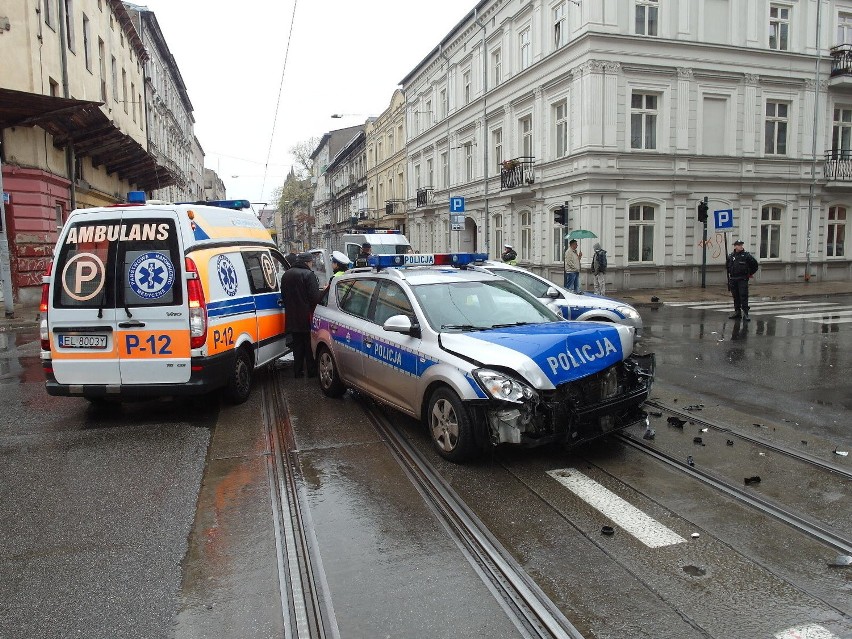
[148,0,471,207]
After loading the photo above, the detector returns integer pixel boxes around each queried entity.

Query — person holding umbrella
[564,239,582,294]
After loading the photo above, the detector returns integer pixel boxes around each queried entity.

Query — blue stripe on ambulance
[254,292,282,311]
[208,297,257,318]
[464,323,624,385]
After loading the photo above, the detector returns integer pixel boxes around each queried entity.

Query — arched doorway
[459,216,477,253]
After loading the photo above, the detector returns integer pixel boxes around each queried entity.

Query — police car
[310,253,655,462]
[475,261,644,338]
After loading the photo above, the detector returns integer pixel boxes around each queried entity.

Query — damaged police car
[311,253,655,462]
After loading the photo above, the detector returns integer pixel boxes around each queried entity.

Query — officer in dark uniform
[280,252,322,378]
[355,242,372,267]
[725,240,759,321]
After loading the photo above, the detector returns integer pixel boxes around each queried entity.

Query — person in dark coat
[280,252,322,377]
[725,240,759,321]
[354,242,372,267]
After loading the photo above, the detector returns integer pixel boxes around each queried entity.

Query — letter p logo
[61,252,106,301]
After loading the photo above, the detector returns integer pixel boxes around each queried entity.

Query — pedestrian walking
[280,252,322,378]
[725,240,759,321]
[354,242,372,267]
[590,242,608,295]
[564,239,582,294]
[501,244,518,264]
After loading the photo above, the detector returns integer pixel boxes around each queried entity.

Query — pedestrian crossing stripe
[668,299,852,324]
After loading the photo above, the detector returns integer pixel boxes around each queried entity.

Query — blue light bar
[203,199,252,210]
[368,253,488,269]
[127,191,146,204]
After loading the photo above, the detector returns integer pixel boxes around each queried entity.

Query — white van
[342,230,411,264]
[40,193,290,404]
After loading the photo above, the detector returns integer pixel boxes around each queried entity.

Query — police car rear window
[53,218,182,309]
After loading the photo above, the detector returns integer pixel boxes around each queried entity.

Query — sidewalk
[0,301,40,331]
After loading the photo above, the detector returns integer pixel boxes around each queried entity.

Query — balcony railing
[416,187,434,207]
[500,157,535,190]
[385,200,405,216]
[824,150,852,180]
[831,44,852,77]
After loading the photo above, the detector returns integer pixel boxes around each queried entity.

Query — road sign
[714,209,734,230]
[451,223,463,231]
[449,197,465,213]
[450,213,464,224]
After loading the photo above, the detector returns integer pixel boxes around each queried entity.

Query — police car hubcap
[432,400,457,451]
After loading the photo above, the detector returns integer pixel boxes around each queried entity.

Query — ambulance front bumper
[42,351,235,399]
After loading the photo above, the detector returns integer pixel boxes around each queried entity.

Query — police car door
[115,210,190,385]
[359,280,420,413]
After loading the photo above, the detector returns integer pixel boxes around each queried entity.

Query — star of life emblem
[217,255,239,297]
[128,252,175,300]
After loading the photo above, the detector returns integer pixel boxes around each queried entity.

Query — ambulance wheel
[427,387,476,462]
[226,347,253,404]
[316,345,345,398]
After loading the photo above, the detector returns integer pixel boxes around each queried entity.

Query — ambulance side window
[242,250,279,294]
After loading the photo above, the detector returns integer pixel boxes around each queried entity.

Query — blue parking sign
[449,197,465,213]
[714,209,733,229]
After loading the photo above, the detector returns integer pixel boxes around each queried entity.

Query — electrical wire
[260,0,299,205]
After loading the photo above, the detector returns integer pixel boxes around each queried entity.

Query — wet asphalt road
[1,293,850,637]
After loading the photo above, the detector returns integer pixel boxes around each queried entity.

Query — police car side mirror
[384,314,420,338]
[545,286,561,299]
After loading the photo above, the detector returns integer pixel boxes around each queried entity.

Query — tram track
[362,399,586,639]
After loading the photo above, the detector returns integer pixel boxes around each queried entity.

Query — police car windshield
[412,279,560,331]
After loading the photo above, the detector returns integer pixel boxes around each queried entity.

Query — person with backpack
[590,242,608,295]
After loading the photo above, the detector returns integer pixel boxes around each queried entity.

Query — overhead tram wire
[260,0,299,206]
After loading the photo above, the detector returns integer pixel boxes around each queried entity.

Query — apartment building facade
[365,89,408,232]
[401,0,851,290]
[0,0,177,302]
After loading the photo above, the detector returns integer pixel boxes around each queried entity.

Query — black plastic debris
[753,423,765,428]
[686,455,695,467]
[726,440,734,446]
[667,416,686,428]
[643,428,656,440]
[801,440,808,445]
[651,296,660,303]
[601,526,615,536]
[648,411,663,418]
[744,476,761,485]
[693,436,704,445]
[685,404,704,411]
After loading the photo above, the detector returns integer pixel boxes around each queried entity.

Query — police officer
[280,252,322,378]
[355,242,372,267]
[501,244,517,264]
[331,250,351,277]
[726,240,759,321]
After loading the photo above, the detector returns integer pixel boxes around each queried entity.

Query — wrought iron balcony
[416,187,434,207]
[500,157,535,190]
[824,150,852,180]
[831,44,852,77]
[385,200,405,217]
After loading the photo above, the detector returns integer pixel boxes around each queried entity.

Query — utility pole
[698,196,709,288]
[0,153,15,317]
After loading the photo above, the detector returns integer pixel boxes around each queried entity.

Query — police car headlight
[473,369,537,403]
[616,306,641,322]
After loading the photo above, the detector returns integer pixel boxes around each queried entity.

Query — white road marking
[774,623,840,638]
[807,317,852,325]
[777,309,852,320]
[546,468,685,548]
[747,303,848,315]
[665,300,809,307]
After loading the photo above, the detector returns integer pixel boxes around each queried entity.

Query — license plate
[58,334,108,349]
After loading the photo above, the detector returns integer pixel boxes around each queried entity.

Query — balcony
[824,150,852,182]
[829,45,852,91]
[416,187,434,207]
[500,157,535,190]
[384,200,406,218]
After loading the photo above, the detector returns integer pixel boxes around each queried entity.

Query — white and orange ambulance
[40,193,289,404]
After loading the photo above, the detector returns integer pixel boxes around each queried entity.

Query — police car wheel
[226,348,253,404]
[427,388,477,462]
[317,346,346,398]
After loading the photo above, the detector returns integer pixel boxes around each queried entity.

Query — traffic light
[697,201,709,224]
[554,206,566,225]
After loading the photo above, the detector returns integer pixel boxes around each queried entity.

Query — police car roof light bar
[368,253,489,269]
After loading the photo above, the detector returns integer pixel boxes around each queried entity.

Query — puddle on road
[0,328,42,384]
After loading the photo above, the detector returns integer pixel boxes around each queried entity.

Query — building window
[111,56,118,100]
[388,131,394,154]
[519,27,531,71]
[98,38,106,100]
[441,151,449,189]
[831,107,852,158]
[463,70,471,105]
[44,0,54,28]
[427,158,434,187]
[635,0,658,36]
[493,214,503,256]
[628,204,655,262]
[631,93,658,150]
[55,203,65,228]
[439,88,447,119]
[122,68,128,113]
[552,225,563,262]
[838,12,852,46]
[555,100,568,158]
[764,101,788,155]
[492,127,503,176]
[827,206,846,257]
[554,2,567,49]
[464,142,474,182]
[520,115,533,157]
[769,5,790,50]
[130,82,136,122]
[64,0,75,52]
[520,211,532,260]
[760,205,782,258]
[491,48,502,87]
[425,99,432,125]
[49,77,59,97]
[82,14,91,70]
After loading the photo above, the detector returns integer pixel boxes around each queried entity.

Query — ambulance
[40,193,290,404]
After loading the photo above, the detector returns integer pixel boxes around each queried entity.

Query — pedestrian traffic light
[554,206,566,225]
[697,201,709,223]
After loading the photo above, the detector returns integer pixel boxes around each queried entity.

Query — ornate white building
[401,0,851,290]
